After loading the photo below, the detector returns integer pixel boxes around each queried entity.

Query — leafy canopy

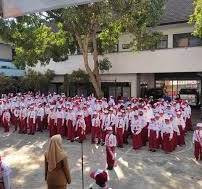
[0,0,165,69]
[190,0,202,38]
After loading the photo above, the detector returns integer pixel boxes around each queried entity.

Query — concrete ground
[0,109,202,189]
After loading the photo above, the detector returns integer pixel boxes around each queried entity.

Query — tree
[190,0,202,38]
[0,76,19,95]
[0,0,165,97]
[22,69,55,93]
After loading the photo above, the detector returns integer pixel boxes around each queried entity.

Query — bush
[0,69,55,95]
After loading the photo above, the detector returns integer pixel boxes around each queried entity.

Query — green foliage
[0,69,55,95]
[0,76,20,94]
[0,1,165,96]
[0,16,76,69]
[0,0,165,68]
[64,69,89,83]
[62,69,90,95]
[98,58,112,73]
[190,0,202,38]
[22,69,55,92]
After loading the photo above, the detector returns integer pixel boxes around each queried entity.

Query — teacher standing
[45,135,71,189]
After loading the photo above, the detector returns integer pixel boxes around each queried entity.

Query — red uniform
[66,111,76,141]
[193,127,202,161]
[20,108,27,134]
[91,115,101,144]
[2,111,11,132]
[47,110,56,137]
[76,116,86,143]
[115,115,125,148]
[148,120,160,150]
[105,132,117,170]
[161,121,174,153]
[131,116,142,150]
[27,109,36,135]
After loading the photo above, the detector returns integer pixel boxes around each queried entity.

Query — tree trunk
[92,30,102,91]
[83,53,102,98]
[75,33,103,98]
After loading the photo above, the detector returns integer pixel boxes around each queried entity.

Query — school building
[0,43,24,77]
[33,0,202,99]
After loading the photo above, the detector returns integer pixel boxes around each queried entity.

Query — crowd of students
[0,92,193,153]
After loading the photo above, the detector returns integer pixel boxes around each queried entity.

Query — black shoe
[107,166,113,170]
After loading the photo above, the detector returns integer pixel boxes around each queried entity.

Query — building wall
[34,23,201,74]
[34,45,202,75]
[32,23,202,97]
[114,23,194,51]
[0,43,12,61]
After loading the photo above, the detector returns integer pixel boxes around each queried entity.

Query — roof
[160,0,193,25]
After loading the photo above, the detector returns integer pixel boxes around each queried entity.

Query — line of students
[0,93,193,155]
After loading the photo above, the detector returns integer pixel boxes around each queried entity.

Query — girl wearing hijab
[45,135,71,189]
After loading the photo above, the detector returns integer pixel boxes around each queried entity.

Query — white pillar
[131,75,137,97]
[168,34,173,48]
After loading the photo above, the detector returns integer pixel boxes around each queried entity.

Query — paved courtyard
[0,110,202,189]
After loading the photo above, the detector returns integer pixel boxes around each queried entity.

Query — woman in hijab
[45,135,71,189]
[0,157,12,189]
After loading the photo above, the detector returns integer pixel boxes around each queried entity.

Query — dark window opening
[173,33,202,48]
[156,35,168,49]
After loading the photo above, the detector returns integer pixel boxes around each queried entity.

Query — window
[108,44,119,53]
[156,35,168,49]
[0,66,11,69]
[122,43,131,50]
[173,33,202,48]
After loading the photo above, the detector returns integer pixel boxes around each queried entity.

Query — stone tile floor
[0,109,202,189]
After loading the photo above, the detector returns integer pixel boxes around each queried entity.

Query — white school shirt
[174,117,186,129]
[131,118,142,134]
[3,112,11,122]
[171,120,180,135]
[148,122,159,137]
[115,117,125,129]
[161,123,173,139]
[13,109,20,117]
[105,133,117,147]
[48,112,56,124]
[20,108,28,119]
[28,110,36,123]
[76,118,86,130]
[193,130,202,145]
[92,117,101,127]
[37,107,45,119]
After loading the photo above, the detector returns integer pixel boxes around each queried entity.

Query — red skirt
[28,118,35,134]
[84,115,92,134]
[172,131,178,150]
[67,120,75,140]
[57,118,63,135]
[148,130,159,149]
[91,126,101,143]
[49,119,56,137]
[194,141,202,161]
[132,132,142,150]
[20,118,27,133]
[106,146,115,168]
[178,125,185,145]
[77,127,85,142]
[141,124,148,146]
[162,133,173,153]
[116,128,124,147]
[3,120,9,132]
[185,118,192,132]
